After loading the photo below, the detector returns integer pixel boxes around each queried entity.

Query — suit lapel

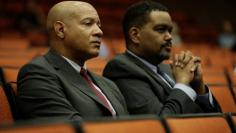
[125,52,172,94]
[88,72,123,115]
[44,49,111,110]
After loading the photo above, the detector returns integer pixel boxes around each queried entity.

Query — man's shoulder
[108,53,128,62]
[22,49,61,70]
[105,53,133,70]
[30,55,47,65]
[18,54,54,77]
[22,54,50,69]
[104,52,148,78]
[106,52,137,67]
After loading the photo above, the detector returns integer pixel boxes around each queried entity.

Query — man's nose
[165,32,172,41]
[93,24,103,37]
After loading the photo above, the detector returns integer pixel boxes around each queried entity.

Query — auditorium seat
[0,67,19,84]
[86,57,108,75]
[0,84,14,125]
[0,122,79,133]
[0,38,30,50]
[0,57,32,68]
[84,117,165,133]
[203,74,228,86]
[209,86,236,112]
[0,67,19,120]
[166,113,232,133]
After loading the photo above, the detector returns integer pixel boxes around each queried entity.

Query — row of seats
[0,62,235,116]
[1,70,234,122]
[0,113,235,133]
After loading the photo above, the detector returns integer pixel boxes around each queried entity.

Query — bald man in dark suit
[17,1,128,121]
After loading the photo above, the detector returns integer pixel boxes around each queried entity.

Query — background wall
[0,0,235,44]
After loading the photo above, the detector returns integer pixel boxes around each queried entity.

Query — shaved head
[46,1,96,33]
[45,1,103,64]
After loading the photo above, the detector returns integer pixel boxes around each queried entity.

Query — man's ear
[54,21,65,39]
[129,27,141,44]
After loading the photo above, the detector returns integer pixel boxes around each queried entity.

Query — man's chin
[91,52,99,57]
[158,52,171,61]
[86,51,99,60]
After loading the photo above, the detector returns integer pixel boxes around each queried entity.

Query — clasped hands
[171,51,206,95]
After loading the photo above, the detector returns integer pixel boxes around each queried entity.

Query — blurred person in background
[15,0,49,46]
[218,20,236,50]
[171,21,182,46]
[16,0,46,34]
[99,42,110,59]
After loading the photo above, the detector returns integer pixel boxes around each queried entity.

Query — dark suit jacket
[103,51,220,115]
[17,49,128,121]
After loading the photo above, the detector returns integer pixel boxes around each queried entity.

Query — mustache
[161,41,172,47]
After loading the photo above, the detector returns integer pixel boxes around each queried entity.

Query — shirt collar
[62,56,86,73]
[127,50,157,74]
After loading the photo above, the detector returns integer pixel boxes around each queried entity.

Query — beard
[158,42,172,61]
[156,49,171,62]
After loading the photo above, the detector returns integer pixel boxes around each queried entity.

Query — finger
[182,51,193,67]
[196,63,202,74]
[177,51,186,68]
[190,63,198,73]
[185,51,193,57]
[193,56,201,64]
[178,51,185,62]
[186,58,197,72]
[174,54,180,66]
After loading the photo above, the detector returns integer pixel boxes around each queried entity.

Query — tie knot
[80,67,88,76]
[156,66,175,87]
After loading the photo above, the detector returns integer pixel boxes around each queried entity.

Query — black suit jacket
[103,51,220,115]
[17,49,128,120]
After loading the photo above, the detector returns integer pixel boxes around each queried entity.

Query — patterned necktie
[80,68,115,116]
[156,66,175,87]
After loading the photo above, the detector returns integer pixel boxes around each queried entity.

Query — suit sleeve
[17,64,81,121]
[103,78,129,115]
[103,58,205,115]
[112,77,202,115]
[195,86,222,112]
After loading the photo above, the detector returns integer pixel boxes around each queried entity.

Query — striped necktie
[156,66,175,87]
[80,68,115,116]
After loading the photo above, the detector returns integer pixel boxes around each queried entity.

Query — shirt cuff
[197,86,214,107]
[174,83,197,101]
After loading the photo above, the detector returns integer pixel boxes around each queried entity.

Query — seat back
[1,67,19,83]
[0,38,30,50]
[0,67,19,95]
[86,57,108,75]
[84,118,166,133]
[166,114,232,133]
[0,67,19,119]
[233,115,236,124]
[209,85,236,112]
[0,57,31,68]
[225,113,236,133]
[0,84,14,125]
[0,123,78,133]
